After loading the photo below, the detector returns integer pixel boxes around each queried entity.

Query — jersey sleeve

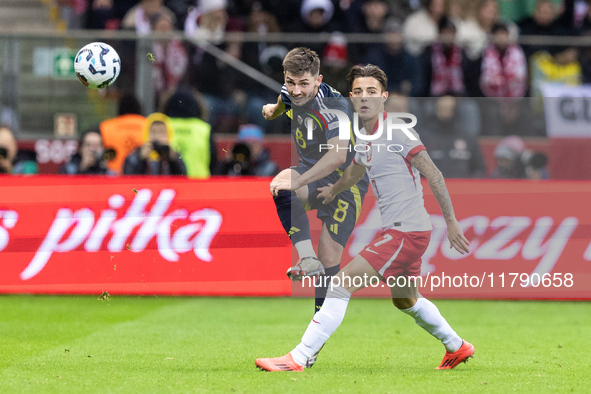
[323,97,352,141]
[388,117,426,162]
[280,84,292,110]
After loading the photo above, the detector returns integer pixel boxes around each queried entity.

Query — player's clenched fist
[262,103,279,120]
[262,98,286,121]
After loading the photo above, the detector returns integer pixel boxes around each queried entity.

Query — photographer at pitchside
[123,113,186,176]
[60,129,115,175]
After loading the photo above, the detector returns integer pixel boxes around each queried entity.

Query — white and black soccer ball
[74,42,121,89]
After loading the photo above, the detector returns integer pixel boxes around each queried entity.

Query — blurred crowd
[0,92,547,180]
[63,0,591,136]
[7,0,581,179]
[0,90,280,178]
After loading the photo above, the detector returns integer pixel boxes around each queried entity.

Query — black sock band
[315,264,341,313]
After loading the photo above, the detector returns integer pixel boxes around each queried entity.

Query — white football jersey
[354,113,433,232]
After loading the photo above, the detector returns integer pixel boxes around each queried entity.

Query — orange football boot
[255,353,304,372]
[435,341,475,370]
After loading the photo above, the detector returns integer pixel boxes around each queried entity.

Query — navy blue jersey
[281,82,357,171]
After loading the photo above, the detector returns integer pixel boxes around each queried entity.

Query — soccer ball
[74,42,121,89]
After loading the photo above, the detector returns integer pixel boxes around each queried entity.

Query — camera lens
[103,148,116,161]
[152,141,170,158]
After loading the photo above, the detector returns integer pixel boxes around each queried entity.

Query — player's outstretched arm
[292,135,348,191]
[317,161,366,205]
[410,151,470,254]
[262,95,286,120]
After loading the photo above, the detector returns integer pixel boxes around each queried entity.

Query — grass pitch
[0,295,589,393]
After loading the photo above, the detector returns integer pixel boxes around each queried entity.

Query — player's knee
[319,250,339,269]
[273,168,293,182]
[392,297,417,310]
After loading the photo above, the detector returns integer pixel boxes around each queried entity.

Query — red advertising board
[0,176,291,296]
[0,177,589,299]
[335,180,591,299]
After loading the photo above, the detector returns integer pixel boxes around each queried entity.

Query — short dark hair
[491,22,509,35]
[78,128,102,152]
[346,64,388,92]
[150,120,166,129]
[438,16,456,33]
[0,123,14,133]
[282,47,320,76]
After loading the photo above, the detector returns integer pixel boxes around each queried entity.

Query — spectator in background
[150,11,189,103]
[219,142,253,176]
[577,3,591,82]
[457,0,520,60]
[184,0,230,44]
[121,0,175,36]
[191,36,268,133]
[421,95,485,178]
[59,129,115,175]
[523,151,549,180]
[123,113,186,176]
[85,0,137,30]
[446,0,469,20]
[348,0,390,64]
[320,32,350,95]
[403,0,447,56]
[385,91,410,113]
[241,2,289,132]
[0,125,37,175]
[218,124,279,177]
[519,0,560,35]
[579,1,591,33]
[0,125,18,175]
[420,17,467,97]
[386,0,421,22]
[530,46,582,97]
[165,0,193,30]
[164,87,217,178]
[290,0,339,55]
[100,94,146,175]
[384,90,426,127]
[364,19,423,96]
[186,0,267,133]
[519,0,576,56]
[489,135,527,179]
[242,1,288,84]
[478,23,528,98]
[1,84,19,131]
[480,97,542,136]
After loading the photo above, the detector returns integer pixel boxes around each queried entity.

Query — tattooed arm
[410,150,470,254]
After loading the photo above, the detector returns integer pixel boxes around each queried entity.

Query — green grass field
[0,295,589,393]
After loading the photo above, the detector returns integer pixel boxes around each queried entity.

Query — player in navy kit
[262,48,369,325]
[256,64,473,372]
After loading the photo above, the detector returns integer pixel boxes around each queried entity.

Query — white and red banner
[541,83,591,138]
[0,177,589,298]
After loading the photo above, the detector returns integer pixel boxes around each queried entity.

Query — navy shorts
[293,164,368,247]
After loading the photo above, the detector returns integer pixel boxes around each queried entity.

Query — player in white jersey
[256,64,474,372]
